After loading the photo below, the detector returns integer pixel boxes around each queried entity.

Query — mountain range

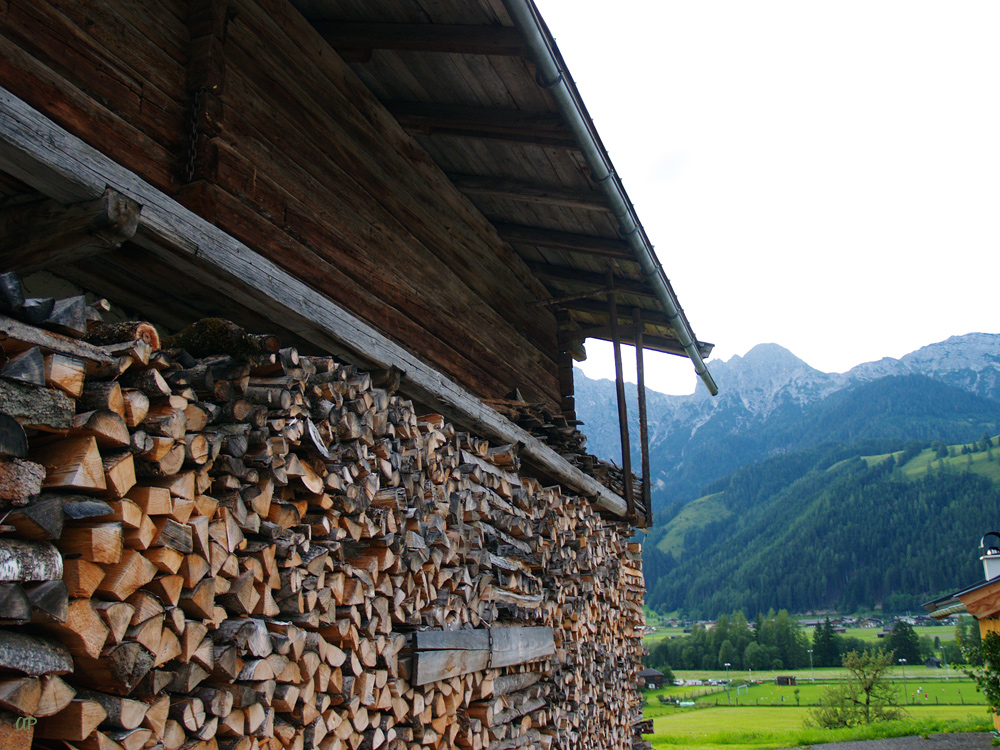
[575,332,1000,513]
[574,332,1000,616]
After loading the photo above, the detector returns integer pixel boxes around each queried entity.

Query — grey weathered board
[0,86,630,518]
[412,626,553,686]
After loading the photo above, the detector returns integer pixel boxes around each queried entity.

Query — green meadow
[862,444,1000,482]
[642,671,990,750]
[644,705,991,750]
[643,622,961,649]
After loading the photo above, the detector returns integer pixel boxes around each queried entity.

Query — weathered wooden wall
[0,0,561,408]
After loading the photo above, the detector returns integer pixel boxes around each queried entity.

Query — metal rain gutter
[502,0,719,396]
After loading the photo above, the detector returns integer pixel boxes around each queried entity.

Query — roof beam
[313,22,531,57]
[561,327,714,359]
[494,223,634,259]
[1,187,140,272]
[557,298,675,328]
[385,102,578,148]
[448,174,612,211]
[526,262,655,298]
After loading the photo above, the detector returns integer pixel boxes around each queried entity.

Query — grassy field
[646,677,985,712]
[643,622,961,648]
[642,670,990,750]
[655,493,730,558]
[644,705,992,750]
[660,681,983,709]
[862,443,1000,482]
[835,625,958,642]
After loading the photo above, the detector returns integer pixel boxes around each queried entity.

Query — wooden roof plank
[526,262,655,297]
[495,222,633,259]
[448,173,611,211]
[314,21,530,56]
[386,101,578,148]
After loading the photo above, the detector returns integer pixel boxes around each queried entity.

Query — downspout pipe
[502,0,719,396]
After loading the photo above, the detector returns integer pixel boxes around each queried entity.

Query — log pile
[481,399,643,507]
[0,275,647,750]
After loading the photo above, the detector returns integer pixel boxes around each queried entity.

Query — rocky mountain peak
[575,332,1000,494]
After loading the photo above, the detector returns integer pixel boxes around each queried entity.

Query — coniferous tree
[886,621,920,663]
[812,618,839,667]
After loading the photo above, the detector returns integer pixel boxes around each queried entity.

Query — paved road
[805,732,995,750]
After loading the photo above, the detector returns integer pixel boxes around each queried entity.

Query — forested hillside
[576,336,1000,516]
[644,440,1000,617]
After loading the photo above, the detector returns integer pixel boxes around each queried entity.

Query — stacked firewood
[481,399,643,511]
[0,276,646,750]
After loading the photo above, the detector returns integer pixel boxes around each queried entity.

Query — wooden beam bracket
[633,307,651,528]
[412,626,553,685]
[0,188,140,272]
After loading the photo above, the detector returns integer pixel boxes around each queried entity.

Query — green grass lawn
[894,444,1000,482]
[836,625,958,643]
[645,677,984,714]
[671,664,967,684]
[645,622,961,648]
[656,492,730,558]
[645,705,992,750]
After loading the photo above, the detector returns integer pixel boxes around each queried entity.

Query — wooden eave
[0,86,636,519]
[291,0,713,367]
[954,578,1000,620]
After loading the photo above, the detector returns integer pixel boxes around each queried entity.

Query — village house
[924,534,1000,730]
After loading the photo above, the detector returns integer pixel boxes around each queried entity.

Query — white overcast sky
[533,0,1000,395]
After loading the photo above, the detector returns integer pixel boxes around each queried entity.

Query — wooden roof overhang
[0,0,717,526]
[291,0,717,391]
[0,86,637,519]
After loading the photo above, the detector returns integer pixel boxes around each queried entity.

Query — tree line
[646,613,956,673]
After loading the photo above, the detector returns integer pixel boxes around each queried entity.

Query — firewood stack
[0,274,646,750]
[481,399,644,513]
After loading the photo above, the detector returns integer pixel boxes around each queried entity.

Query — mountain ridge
[574,332,1000,510]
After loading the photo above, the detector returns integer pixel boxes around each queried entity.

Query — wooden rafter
[448,174,611,211]
[495,223,633,259]
[313,22,530,57]
[556,298,674,328]
[1,187,140,271]
[526,262,654,297]
[385,102,578,148]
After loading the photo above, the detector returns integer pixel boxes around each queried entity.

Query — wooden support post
[633,308,652,527]
[606,272,634,519]
[0,188,140,272]
[184,0,231,184]
[555,309,577,423]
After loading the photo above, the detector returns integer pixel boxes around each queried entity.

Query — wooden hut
[0,2,716,749]
[637,669,665,689]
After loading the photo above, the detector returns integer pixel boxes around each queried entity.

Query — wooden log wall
[0,282,647,750]
[0,0,562,410]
